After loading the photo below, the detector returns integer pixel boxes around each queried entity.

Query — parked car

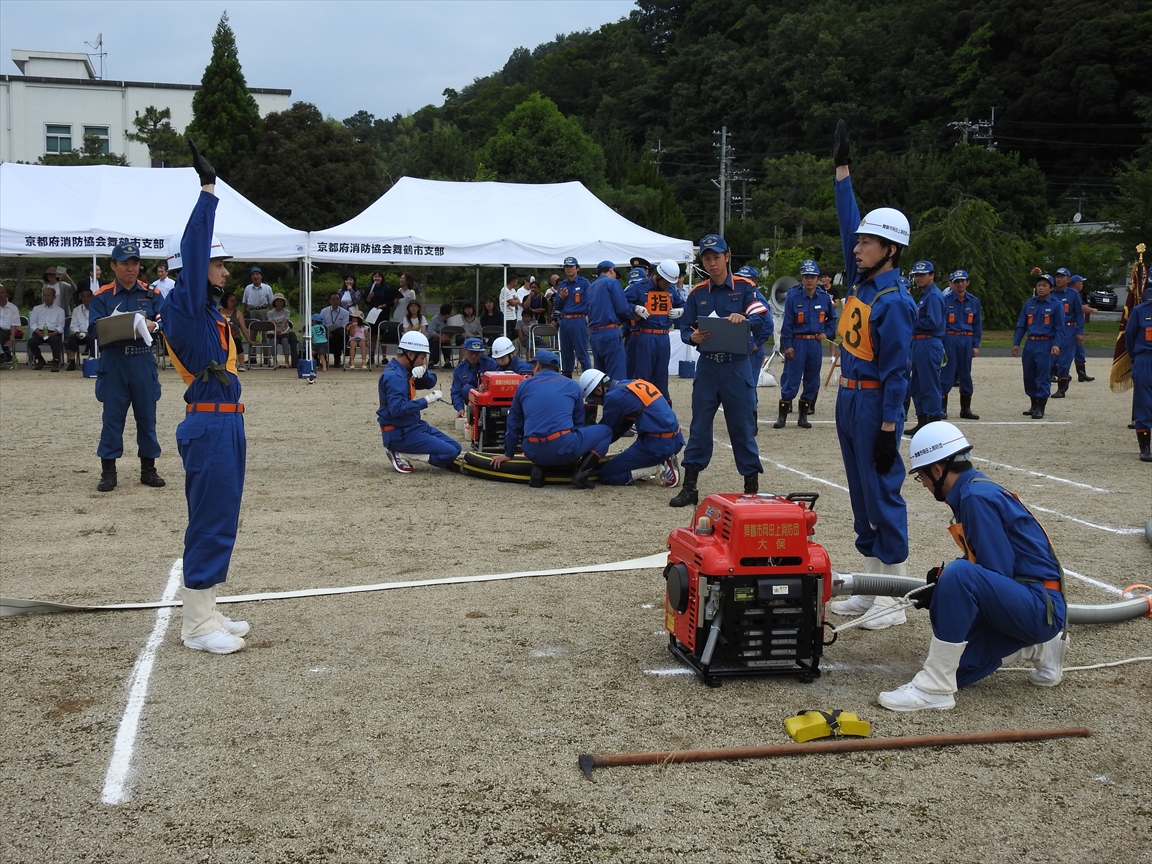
[1087,285,1118,311]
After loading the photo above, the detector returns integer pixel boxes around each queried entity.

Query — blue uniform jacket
[376,358,438,429]
[625,277,683,332]
[1125,298,1152,357]
[1013,295,1066,345]
[914,283,946,338]
[943,292,983,345]
[946,469,1063,583]
[586,275,634,328]
[752,289,775,350]
[599,380,680,441]
[92,278,163,346]
[451,355,498,410]
[677,274,767,351]
[497,355,535,375]
[552,276,592,316]
[1053,286,1085,336]
[780,286,837,350]
[504,369,584,457]
[835,176,917,422]
[160,191,241,404]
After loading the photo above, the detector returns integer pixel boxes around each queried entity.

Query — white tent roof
[0,163,308,261]
[310,177,694,267]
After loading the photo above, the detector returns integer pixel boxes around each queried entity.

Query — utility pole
[650,139,664,176]
[948,109,997,151]
[714,126,729,235]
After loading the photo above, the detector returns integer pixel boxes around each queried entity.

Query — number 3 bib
[836,285,899,363]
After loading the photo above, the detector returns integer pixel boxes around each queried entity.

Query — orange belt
[562,314,586,319]
[642,428,680,438]
[380,424,396,432]
[1041,579,1061,592]
[186,402,244,414]
[946,330,971,336]
[839,378,880,389]
[912,334,935,340]
[527,429,572,443]
[638,328,669,335]
[591,324,618,330]
[1028,336,1052,341]
[794,334,822,340]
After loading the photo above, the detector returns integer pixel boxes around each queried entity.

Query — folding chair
[528,324,558,357]
[10,316,28,368]
[375,321,401,366]
[246,321,277,369]
[437,325,465,368]
[481,325,504,349]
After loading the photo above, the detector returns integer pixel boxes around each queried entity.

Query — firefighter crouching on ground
[451,336,498,417]
[878,422,1068,712]
[378,331,462,475]
[491,335,535,375]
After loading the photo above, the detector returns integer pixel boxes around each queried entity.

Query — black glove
[913,563,944,610]
[188,139,216,186]
[833,119,851,167]
[874,429,898,473]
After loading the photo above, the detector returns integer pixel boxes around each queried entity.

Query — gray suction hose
[831,572,1152,626]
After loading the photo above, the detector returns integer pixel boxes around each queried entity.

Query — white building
[0,50,291,167]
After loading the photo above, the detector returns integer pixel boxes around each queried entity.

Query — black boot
[1023,397,1037,417]
[904,414,928,438]
[773,400,791,429]
[1138,431,1152,463]
[1052,378,1069,398]
[584,404,598,426]
[669,468,699,508]
[571,452,599,489]
[903,396,911,416]
[808,395,816,415]
[941,394,948,419]
[528,464,546,488]
[743,473,759,494]
[140,457,166,487]
[959,393,979,420]
[1076,363,1095,383]
[1032,398,1047,420]
[97,458,117,492]
[797,400,812,429]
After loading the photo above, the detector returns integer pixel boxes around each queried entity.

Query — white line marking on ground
[1063,569,1124,596]
[718,442,850,491]
[970,456,1110,492]
[101,559,182,806]
[1029,505,1144,535]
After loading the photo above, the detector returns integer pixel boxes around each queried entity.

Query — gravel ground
[1,357,1149,864]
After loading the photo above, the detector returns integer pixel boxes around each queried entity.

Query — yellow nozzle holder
[785,709,871,743]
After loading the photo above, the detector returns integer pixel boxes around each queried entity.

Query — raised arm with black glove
[833,119,851,168]
[188,139,216,187]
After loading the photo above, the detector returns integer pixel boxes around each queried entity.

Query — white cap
[856,208,910,246]
[656,259,681,283]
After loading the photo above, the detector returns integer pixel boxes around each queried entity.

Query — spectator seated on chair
[28,286,66,371]
[427,302,455,368]
[266,292,299,368]
[66,286,94,370]
[451,336,498,417]
[0,282,21,367]
[457,302,483,340]
[347,309,370,368]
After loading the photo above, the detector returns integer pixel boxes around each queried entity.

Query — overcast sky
[0,0,636,122]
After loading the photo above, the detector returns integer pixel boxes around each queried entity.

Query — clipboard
[696,316,751,354]
[95,310,140,345]
[364,308,383,326]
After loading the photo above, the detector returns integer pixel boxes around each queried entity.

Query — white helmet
[491,336,517,359]
[579,368,609,400]
[398,331,430,354]
[909,421,972,472]
[856,207,910,247]
[165,235,230,271]
[656,259,681,283]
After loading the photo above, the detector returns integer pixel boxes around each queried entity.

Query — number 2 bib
[625,379,661,406]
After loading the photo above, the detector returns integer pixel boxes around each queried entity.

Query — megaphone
[769,276,797,317]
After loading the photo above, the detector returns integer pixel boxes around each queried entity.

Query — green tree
[186,12,262,180]
[755,153,837,247]
[1028,226,1124,292]
[37,135,129,166]
[231,102,385,231]
[1103,160,1152,255]
[127,106,190,167]
[480,93,606,188]
[599,158,690,238]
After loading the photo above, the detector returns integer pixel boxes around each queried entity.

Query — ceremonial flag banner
[1110,245,1147,393]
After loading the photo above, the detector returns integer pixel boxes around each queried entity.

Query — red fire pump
[467,371,526,452]
[664,492,832,685]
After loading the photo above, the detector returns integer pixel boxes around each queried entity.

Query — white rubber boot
[1028,631,1068,686]
[181,587,245,654]
[828,556,879,615]
[878,637,967,712]
[859,560,908,630]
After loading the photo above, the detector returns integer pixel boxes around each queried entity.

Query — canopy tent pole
[475,266,480,312]
[302,254,313,362]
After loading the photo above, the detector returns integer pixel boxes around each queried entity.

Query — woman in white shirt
[401,300,427,334]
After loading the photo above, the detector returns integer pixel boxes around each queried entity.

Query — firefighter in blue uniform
[670,234,768,508]
[1012,273,1065,420]
[625,259,685,402]
[585,261,633,382]
[1125,275,1152,462]
[880,422,1067,711]
[825,120,918,630]
[161,142,249,654]
[735,265,775,431]
[377,331,462,474]
[490,336,534,375]
[579,370,683,487]
[623,266,647,379]
[775,260,835,430]
[1051,267,1086,398]
[492,350,613,489]
[552,256,593,378]
[1067,273,1095,382]
[940,269,982,419]
[451,336,498,417]
[89,243,165,492]
[905,260,946,436]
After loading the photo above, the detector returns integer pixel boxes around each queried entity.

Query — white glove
[424,390,442,404]
[410,365,427,379]
[633,305,651,320]
[668,307,684,319]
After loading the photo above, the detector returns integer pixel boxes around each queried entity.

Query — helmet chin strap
[208,282,224,301]
[858,245,896,283]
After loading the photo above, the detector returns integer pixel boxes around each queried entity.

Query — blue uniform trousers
[95,351,161,459]
[631,332,672,401]
[598,432,684,486]
[625,332,639,379]
[683,355,761,476]
[780,339,823,402]
[558,318,592,375]
[929,560,1065,687]
[382,422,461,469]
[909,337,944,416]
[1132,353,1152,430]
[1021,340,1055,398]
[1053,329,1076,379]
[834,387,908,564]
[1074,340,1086,365]
[523,425,613,467]
[177,412,245,590]
[590,328,627,381]
[941,334,974,395]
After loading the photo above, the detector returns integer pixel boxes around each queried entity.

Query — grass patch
[980,320,1124,349]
